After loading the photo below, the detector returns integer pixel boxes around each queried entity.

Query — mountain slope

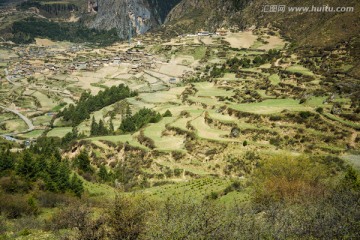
[165,0,250,33]
[86,0,181,39]
[164,0,360,47]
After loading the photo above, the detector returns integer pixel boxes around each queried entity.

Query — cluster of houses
[2,41,169,87]
[179,28,230,38]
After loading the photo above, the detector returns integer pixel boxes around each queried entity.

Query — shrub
[299,111,312,119]
[0,194,39,219]
[36,192,73,208]
[48,202,91,231]
[108,195,152,240]
[316,107,324,114]
[162,110,172,117]
[252,155,328,205]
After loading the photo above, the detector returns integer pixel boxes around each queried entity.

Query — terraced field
[88,134,148,150]
[144,117,185,151]
[229,99,311,114]
[1,26,358,194]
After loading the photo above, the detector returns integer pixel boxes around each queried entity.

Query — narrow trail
[0,105,35,133]
[349,131,358,148]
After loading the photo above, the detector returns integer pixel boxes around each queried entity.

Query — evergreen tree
[57,160,71,192]
[98,119,108,135]
[163,110,172,117]
[98,165,109,182]
[109,119,115,134]
[70,174,84,198]
[45,156,61,192]
[76,150,92,173]
[17,150,37,180]
[125,105,132,118]
[90,116,98,136]
[0,149,14,172]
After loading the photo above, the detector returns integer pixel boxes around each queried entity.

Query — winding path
[0,105,34,132]
[4,68,20,86]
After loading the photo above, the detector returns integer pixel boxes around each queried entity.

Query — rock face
[87,0,181,39]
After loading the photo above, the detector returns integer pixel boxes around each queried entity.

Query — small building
[3,135,17,142]
[216,28,228,36]
[198,31,210,36]
[169,78,177,84]
[76,62,87,70]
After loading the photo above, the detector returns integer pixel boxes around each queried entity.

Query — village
[0,25,358,161]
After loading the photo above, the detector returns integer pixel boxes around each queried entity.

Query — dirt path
[349,131,358,148]
[274,58,281,67]
[0,105,34,133]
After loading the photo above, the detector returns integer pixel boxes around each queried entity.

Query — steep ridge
[164,0,360,48]
[87,0,181,39]
[165,0,249,32]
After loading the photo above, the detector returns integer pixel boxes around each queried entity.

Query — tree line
[119,108,162,133]
[0,139,84,199]
[210,49,281,77]
[58,84,137,127]
[11,17,119,46]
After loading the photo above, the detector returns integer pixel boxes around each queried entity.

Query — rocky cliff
[86,0,181,39]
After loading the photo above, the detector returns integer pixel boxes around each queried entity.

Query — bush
[108,195,153,240]
[252,155,328,205]
[299,111,312,119]
[48,202,91,231]
[0,194,39,219]
[174,168,184,177]
[0,176,32,194]
[162,110,172,117]
[316,107,324,114]
[36,192,73,208]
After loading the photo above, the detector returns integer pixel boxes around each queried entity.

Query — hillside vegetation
[0,0,359,238]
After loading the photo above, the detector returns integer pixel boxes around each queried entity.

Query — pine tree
[98,164,108,182]
[57,160,71,192]
[70,174,84,198]
[90,116,98,136]
[0,149,14,172]
[45,156,61,192]
[109,119,115,134]
[98,119,108,135]
[163,110,172,117]
[76,150,92,173]
[17,150,37,180]
[125,105,132,118]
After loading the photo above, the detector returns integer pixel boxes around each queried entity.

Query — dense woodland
[58,84,137,126]
[119,108,162,133]
[11,17,119,46]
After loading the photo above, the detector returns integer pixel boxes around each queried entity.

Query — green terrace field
[19,129,45,139]
[190,115,232,142]
[46,127,72,138]
[229,99,311,114]
[142,177,249,203]
[194,82,234,97]
[269,74,280,85]
[88,134,149,150]
[143,117,185,151]
[285,65,314,76]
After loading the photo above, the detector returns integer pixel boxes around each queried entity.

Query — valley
[0,0,359,239]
